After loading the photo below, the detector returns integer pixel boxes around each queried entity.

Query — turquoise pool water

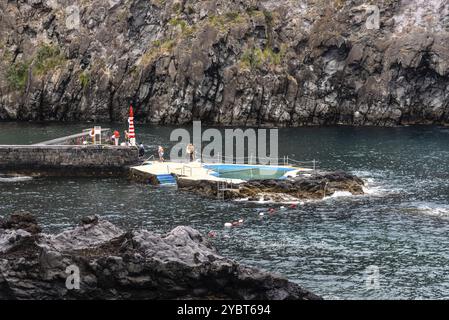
[203,164,294,180]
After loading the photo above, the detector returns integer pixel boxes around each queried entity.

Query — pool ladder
[217,180,237,201]
[217,180,225,201]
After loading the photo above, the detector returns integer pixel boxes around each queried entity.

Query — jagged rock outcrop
[177,170,364,201]
[0,212,321,300]
[1,0,448,125]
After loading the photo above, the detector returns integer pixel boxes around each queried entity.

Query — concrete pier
[129,161,246,186]
[0,145,139,176]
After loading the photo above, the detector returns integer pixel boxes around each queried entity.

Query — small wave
[362,185,386,196]
[405,203,449,218]
[234,197,305,205]
[324,191,354,199]
[353,171,400,197]
[351,170,387,179]
[0,175,33,183]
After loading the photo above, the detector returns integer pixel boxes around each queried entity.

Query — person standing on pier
[89,128,95,144]
[139,143,146,158]
[186,143,195,162]
[158,146,165,162]
[112,130,120,146]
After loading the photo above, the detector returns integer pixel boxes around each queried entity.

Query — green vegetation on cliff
[5,43,65,90]
[33,44,65,76]
[79,71,90,89]
[240,46,285,70]
[6,61,30,90]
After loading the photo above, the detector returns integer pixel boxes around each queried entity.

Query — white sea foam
[0,175,33,183]
[351,170,397,197]
[327,191,353,198]
[407,203,449,218]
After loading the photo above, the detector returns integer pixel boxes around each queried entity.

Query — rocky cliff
[0,212,320,299]
[1,0,448,126]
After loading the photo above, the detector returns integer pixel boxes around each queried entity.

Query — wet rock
[178,171,364,201]
[0,214,320,300]
[0,211,41,235]
[81,215,99,226]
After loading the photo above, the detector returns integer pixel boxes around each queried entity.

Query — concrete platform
[131,161,246,184]
[130,160,313,186]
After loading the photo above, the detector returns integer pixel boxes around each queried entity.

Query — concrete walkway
[131,161,245,184]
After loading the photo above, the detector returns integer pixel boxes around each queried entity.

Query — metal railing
[202,153,318,170]
[143,151,318,171]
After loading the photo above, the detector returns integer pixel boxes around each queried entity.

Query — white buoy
[259,212,264,216]
[224,222,233,228]
[280,206,285,209]
[238,219,244,223]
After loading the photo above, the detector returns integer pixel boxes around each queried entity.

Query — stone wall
[0,145,139,176]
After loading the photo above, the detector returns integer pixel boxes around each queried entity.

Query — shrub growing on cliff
[140,39,176,66]
[239,46,285,70]
[208,12,246,32]
[79,71,90,89]
[33,44,65,76]
[168,17,196,37]
[6,61,29,90]
[172,2,182,13]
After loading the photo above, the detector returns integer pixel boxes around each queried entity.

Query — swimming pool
[203,164,295,180]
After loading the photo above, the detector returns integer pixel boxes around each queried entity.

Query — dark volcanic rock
[178,171,365,201]
[0,214,320,300]
[0,211,41,235]
[0,0,448,126]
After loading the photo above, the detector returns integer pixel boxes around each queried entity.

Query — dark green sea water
[1,122,449,299]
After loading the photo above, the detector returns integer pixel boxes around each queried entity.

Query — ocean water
[1,122,449,299]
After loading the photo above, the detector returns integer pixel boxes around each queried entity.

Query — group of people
[85,126,145,157]
[87,126,196,162]
[103,129,145,157]
[110,130,129,146]
[156,143,195,162]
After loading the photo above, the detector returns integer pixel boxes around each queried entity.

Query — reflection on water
[1,123,449,299]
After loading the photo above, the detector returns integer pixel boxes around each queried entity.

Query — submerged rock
[0,211,41,235]
[0,212,320,300]
[178,171,364,202]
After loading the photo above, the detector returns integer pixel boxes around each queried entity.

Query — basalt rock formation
[1,0,448,126]
[0,212,320,300]
[177,171,364,201]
